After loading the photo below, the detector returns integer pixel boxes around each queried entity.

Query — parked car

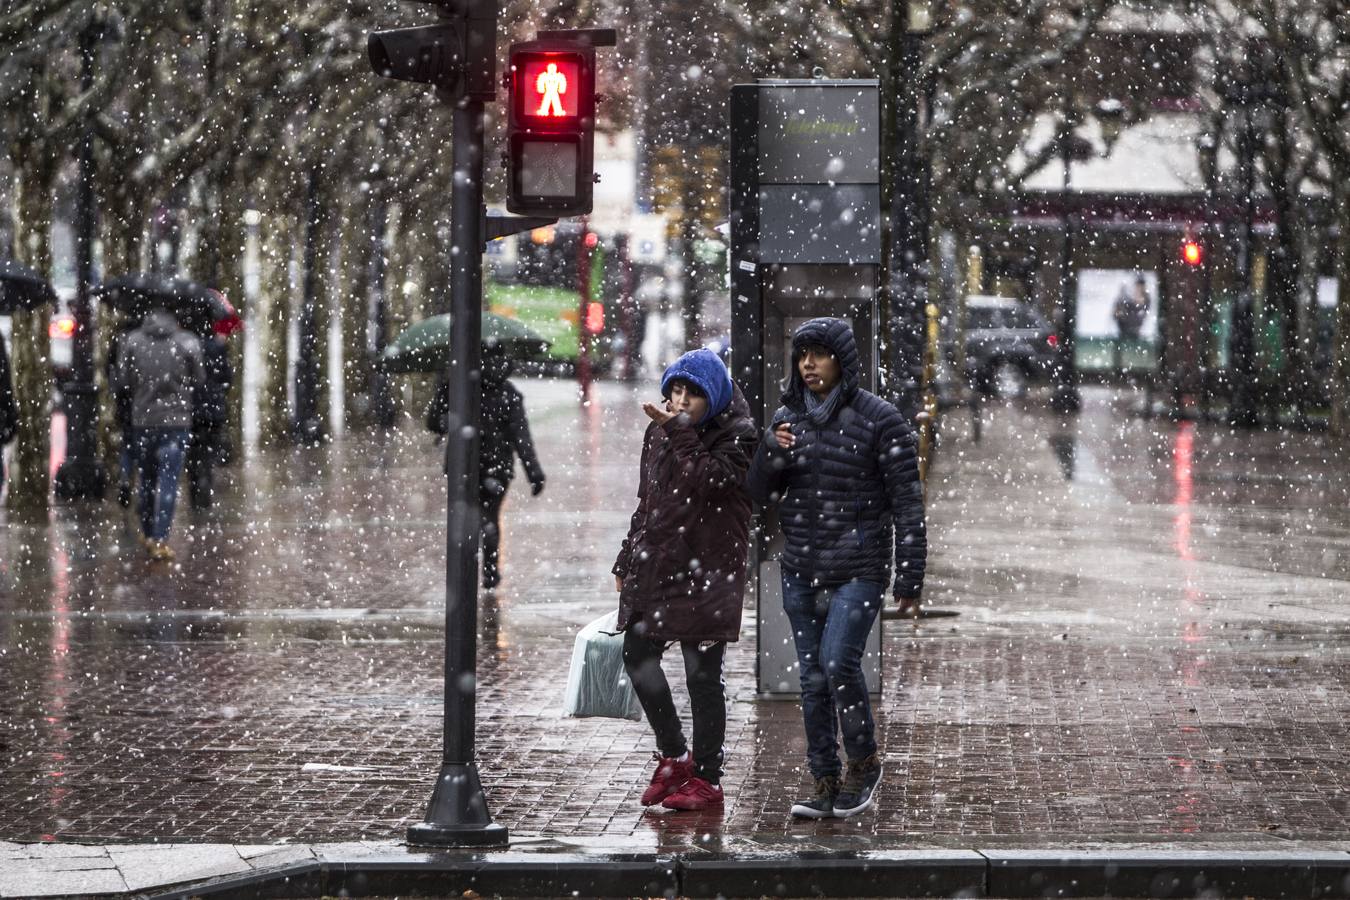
[962,295,1059,399]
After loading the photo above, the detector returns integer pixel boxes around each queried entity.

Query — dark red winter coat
[612,385,757,642]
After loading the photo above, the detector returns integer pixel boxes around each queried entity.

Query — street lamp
[1049,98,1123,415]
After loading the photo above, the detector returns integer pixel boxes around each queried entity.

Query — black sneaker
[833,753,882,817]
[790,775,840,819]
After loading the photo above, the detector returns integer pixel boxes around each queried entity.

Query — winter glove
[530,475,546,496]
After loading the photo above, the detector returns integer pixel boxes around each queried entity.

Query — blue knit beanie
[660,348,733,425]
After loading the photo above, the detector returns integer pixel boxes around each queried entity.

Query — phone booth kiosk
[729,79,884,697]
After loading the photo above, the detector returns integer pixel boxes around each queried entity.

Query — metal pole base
[1049,384,1081,415]
[406,763,509,848]
[54,383,106,501]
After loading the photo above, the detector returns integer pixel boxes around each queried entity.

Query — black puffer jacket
[746,317,927,600]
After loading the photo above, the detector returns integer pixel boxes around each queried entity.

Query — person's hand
[896,595,921,618]
[642,401,678,425]
[773,422,796,450]
[530,477,545,496]
[614,574,623,593]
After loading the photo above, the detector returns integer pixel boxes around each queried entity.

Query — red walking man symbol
[535,62,567,117]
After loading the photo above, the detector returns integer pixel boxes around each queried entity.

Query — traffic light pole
[54,20,107,501]
[407,95,507,848]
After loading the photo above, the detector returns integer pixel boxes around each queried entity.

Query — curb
[141,849,1350,899]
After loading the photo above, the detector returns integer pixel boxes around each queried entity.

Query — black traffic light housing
[368,1,498,101]
[506,37,597,216]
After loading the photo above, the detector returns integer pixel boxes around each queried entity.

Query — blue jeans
[135,428,189,541]
[782,572,884,779]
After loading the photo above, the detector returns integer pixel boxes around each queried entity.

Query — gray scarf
[802,383,846,427]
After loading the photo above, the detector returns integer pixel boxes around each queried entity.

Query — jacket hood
[661,347,733,424]
[142,310,179,338]
[782,317,861,408]
[714,381,751,428]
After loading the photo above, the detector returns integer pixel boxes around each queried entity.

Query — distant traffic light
[1181,238,1204,267]
[506,38,596,216]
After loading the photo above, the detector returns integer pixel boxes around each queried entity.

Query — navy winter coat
[746,317,927,600]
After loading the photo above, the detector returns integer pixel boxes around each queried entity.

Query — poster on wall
[1318,277,1338,308]
[1075,269,1160,340]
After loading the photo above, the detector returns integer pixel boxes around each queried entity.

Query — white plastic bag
[562,610,643,721]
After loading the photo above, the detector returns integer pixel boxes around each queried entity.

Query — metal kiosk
[729,79,884,697]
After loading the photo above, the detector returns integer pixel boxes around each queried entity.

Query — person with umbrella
[186,297,241,509]
[115,304,204,561]
[0,331,17,495]
[425,343,546,589]
[1,258,58,497]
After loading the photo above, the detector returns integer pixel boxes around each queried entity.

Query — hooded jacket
[746,317,927,600]
[0,334,17,446]
[426,354,545,494]
[613,381,757,642]
[117,310,204,431]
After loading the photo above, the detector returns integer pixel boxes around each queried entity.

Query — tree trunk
[257,213,293,448]
[1332,188,1350,437]
[340,192,372,429]
[6,176,54,521]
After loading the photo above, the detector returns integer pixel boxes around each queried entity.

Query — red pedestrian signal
[1181,239,1203,267]
[506,40,596,216]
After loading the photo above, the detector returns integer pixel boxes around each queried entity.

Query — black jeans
[479,488,505,582]
[186,424,219,508]
[622,630,726,784]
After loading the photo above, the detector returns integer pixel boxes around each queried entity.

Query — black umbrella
[0,259,57,314]
[94,273,233,335]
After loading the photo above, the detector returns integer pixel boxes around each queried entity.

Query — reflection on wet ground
[2,381,1348,846]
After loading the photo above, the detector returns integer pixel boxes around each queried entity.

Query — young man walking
[116,306,203,560]
[747,317,927,818]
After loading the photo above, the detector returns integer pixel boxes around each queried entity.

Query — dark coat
[193,337,234,428]
[746,317,927,600]
[613,384,757,642]
[480,373,544,496]
[0,333,17,447]
[426,363,545,495]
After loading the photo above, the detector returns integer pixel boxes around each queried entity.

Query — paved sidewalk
[2,380,1350,893]
[5,834,1350,898]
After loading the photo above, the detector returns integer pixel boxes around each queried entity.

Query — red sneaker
[660,776,724,811]
[640,753,693,806]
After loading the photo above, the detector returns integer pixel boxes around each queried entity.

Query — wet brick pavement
[2,380,1349,847]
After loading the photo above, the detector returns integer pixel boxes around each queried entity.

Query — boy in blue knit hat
[613,348,757,812]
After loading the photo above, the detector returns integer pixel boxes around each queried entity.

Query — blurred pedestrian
[426,345,546,589]
[116,306,203,561]
[187,322,234,509]
[0,332,17,495]
[746,317,927,819]
[613,348,756,812]
[1113,275,1149,372]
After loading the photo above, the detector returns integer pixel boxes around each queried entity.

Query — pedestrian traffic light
[1181,238,1204,267]
[506,37,596,216]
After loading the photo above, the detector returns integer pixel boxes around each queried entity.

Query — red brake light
[584,301,605,334]
[1046,333,1059,349]
[49,316,76,339]
[1181,239,1203,266]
